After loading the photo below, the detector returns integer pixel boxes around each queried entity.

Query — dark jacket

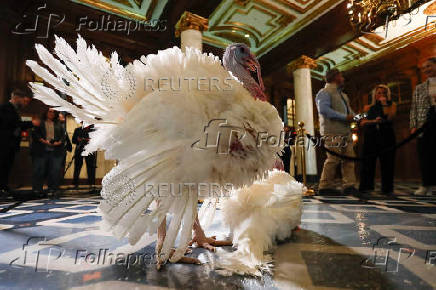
[0,102,32,151]
[363,102,396,150]
[72,125,94,153]
[60,123,72,153]
[32,120,67,156]
[30,125,45,156]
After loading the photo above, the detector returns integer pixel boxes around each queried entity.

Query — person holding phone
[315,68,358,196]
[359,85,397,195]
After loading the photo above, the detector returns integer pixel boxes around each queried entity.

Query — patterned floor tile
[0,183,434,289]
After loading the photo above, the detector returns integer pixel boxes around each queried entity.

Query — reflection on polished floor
[0,183,434,289]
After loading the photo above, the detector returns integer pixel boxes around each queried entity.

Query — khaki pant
[319,134,357,189]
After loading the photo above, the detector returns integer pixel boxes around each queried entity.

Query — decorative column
[287,56,318,181]
[175,11,209,53]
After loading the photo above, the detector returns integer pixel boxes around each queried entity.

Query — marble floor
[0,184,434,289]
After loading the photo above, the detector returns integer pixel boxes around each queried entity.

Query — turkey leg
[191,216,232,251]
[156,216,201,270]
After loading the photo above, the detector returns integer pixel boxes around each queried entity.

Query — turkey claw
[190,235,232,252]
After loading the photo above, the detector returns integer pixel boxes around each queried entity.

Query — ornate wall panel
[71,0,168,21]
[203,0,346,57]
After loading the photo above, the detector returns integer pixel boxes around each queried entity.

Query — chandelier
[346,0,428,32]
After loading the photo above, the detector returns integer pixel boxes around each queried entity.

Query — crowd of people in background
[0,91,97,199]
[316,57,436,197]
[0,57,435,200]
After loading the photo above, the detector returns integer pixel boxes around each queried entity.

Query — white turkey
[26,35,303,275]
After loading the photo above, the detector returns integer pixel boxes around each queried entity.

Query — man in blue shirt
[315,69,358,196]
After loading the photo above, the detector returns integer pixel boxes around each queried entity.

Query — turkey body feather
[26,35,284,264]
[218,169,303,276]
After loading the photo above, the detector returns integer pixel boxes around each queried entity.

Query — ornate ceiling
[70,0,168,21]
[64,0,434,79]
[68,0,354,59]
[203,0,347,57]
[312,1,436,80]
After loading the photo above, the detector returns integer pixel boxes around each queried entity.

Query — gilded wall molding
[287,55,318,74]
[175,11,209,37]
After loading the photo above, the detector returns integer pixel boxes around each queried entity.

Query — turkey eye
[239,47,245,53]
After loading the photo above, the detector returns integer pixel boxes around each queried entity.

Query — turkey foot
[190,216,232,252]
[156,217,201,270]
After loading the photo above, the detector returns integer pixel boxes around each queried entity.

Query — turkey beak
[244,53,265,92]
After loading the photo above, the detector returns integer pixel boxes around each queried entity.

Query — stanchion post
[297,121,315,196]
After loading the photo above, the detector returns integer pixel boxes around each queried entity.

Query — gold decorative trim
[275,0,319,13]
[205,0,297,54]
[287,55,318,73]
[234,0,250,6]
[256,0,341,56]
[73,0,150,21]
[204,0,342,57]
[424,1,436,14]
[210,4,295,43]
[175,11,209,37]
[146,0,159,20]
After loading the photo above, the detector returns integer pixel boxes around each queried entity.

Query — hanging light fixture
[346,0,429,32]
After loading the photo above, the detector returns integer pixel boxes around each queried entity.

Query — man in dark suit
[72,123,96,188]
[0,89,32,196]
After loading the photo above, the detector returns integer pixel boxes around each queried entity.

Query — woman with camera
[31,108,66,197]
[359,84,397,195]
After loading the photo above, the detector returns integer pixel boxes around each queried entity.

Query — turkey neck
[231,65,267,101]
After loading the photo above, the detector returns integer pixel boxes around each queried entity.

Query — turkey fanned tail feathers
[26,36,284,264]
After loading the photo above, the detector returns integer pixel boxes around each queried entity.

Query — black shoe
[343,186,359,196]
[381,191,394,197]
[318,188,341,196]
[0,189,9,199]
[0,185,10,192]
[355,189,372,199]
[49,188,60,199]
[32,191,43,198]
